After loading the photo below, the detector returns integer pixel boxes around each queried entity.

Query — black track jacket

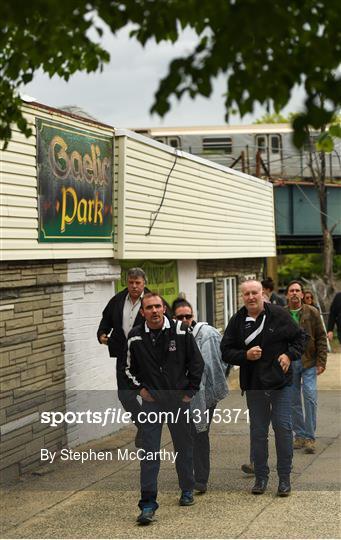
[97,287,149,359]
[221,303,306,391]
[125,318,204,404]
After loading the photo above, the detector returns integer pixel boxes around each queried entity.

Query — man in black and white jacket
[221,280,305,497]
[125,292,204,525]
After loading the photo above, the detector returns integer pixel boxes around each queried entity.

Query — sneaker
[304,439,316,454]
[241,462,255,475]
[179,490,195,506]
[293,437,305,449]
[136,507,155,525]
[194,482,207,493]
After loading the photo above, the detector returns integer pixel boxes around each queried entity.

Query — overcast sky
[23,26,305,129]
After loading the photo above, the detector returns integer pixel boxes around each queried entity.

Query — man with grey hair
[97,267,149,445]
[221,280,305,497]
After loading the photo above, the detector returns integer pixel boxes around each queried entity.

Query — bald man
[221,280,305,497]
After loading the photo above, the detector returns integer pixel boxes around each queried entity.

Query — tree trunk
[322,227,335,294]
[308,138,335,294]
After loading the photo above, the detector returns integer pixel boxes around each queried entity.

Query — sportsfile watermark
[40,407,249,427]
[16,388,339,493]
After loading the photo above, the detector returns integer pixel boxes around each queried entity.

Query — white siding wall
[63,259,122,446]
[115,131,276,260]
[1,105,276,263]
[0,104,115,261]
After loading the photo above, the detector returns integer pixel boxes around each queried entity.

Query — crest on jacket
[168,339,176,352]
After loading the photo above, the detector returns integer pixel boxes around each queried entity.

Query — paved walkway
[1,352,340,539]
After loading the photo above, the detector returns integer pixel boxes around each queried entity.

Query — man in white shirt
[97,268,149,445]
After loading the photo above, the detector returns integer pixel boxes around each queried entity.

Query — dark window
[202,137,232,154]
[303,135,319,152]
[168,137,181,149]
[271,135,281,154]
[154,136,181,149]
[257,136,266,153]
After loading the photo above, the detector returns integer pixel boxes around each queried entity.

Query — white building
[0,102,276,480]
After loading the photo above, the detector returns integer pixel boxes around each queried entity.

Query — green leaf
[316,133,334,152]
[1,0,341,146]
[329,124,341,138]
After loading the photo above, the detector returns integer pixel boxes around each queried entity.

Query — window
[303,134,319,152]
[256,135,266,153]
[202,137,232,154]
[223,277,237,327]
[271,135,281,154]
[168,137,181,149]
[196,279,214,325]
[153,136,181,149]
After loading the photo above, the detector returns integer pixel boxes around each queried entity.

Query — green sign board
[37,118,113,242]
[117,260,179,307]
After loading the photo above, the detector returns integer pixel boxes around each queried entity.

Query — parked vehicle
[133,124,341,180]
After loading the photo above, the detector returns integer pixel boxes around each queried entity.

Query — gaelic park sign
[37,118,113,242]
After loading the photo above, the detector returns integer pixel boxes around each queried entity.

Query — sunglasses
[176,314,193,321]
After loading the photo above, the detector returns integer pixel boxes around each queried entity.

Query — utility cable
[145,150,178,236]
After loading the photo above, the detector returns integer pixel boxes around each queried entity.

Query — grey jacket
[190,322,229,432]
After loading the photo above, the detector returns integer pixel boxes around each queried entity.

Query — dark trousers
[139,400,194,511]
[191,405,215,485]
[246,386,293,480]
[116,360,141,426]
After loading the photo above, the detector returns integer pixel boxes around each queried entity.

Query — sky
[23,25,305,130]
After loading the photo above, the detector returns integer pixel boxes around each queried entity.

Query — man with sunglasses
[172,298,229,494]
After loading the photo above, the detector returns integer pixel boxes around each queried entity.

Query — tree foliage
[1,0,341,147]
[278,254,341,285]
[253,112,341,151]
[253,113,289,124]
[316,121,341,152]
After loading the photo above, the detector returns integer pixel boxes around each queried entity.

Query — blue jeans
[291,359,317,440]
[246,386,293,480]
[138,400,194,511]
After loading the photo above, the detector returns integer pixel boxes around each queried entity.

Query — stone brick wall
[198,258,264,330]
[0,261,67,482]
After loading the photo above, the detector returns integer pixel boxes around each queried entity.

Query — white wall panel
[116,132,276,260]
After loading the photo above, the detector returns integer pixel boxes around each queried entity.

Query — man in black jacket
[97,267,149,440]
[327,291,341,344]
[125,292,204,524]
[261,277,286,306]
[221,280,305,497]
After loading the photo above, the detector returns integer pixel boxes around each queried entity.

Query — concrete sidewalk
[1,353,340,539]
